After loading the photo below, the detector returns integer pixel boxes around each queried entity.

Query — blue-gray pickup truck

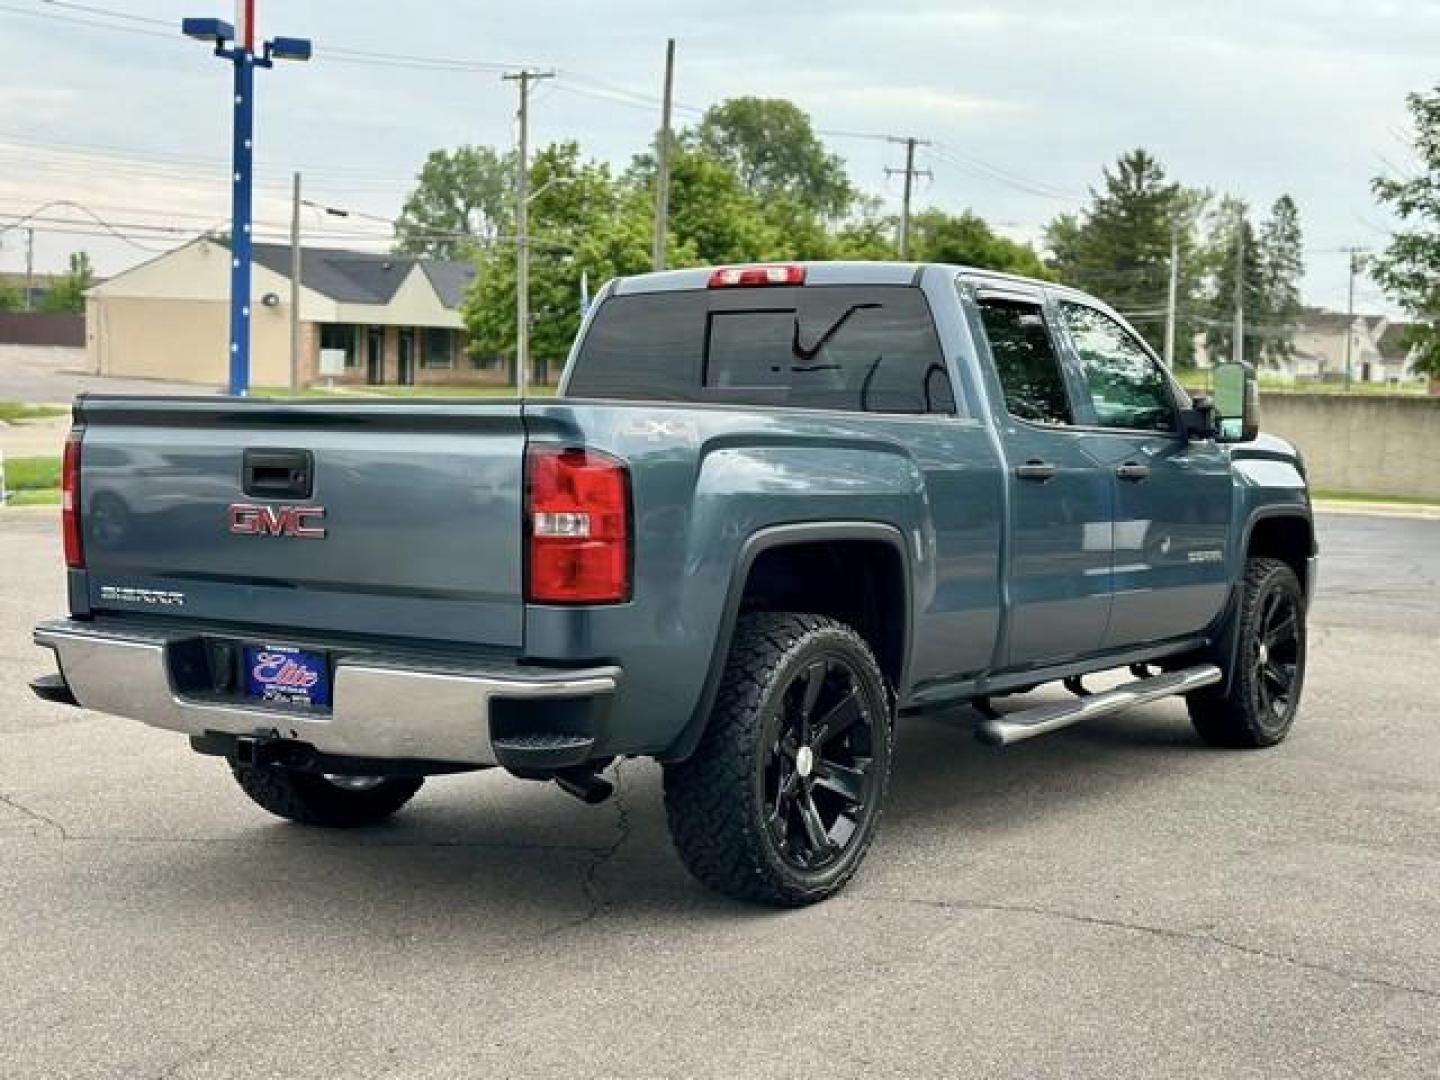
[32,261,1315,906]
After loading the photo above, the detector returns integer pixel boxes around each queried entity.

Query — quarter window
[976,297,1072,426]
[1059,303,1176,432]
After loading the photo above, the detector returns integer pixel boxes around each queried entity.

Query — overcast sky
[2,0,1436,315]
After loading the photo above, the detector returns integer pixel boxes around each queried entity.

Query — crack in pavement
[0,790,69,839]
[855,894,1440,1002]
[550,761,633,935]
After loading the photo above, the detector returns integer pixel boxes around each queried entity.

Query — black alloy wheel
[762,654,880,872]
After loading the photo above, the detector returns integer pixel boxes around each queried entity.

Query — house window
[469,350,505,371]
[423,328,454,369]
[320,324,359,368]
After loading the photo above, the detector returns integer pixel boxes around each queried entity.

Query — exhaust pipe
[554,766,614,805]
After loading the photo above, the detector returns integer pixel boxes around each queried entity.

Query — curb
[1312,502,1440,521]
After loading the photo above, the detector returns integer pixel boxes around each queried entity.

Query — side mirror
[1212,362,1259,443]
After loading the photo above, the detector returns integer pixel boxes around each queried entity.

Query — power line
[926,142,1083,202]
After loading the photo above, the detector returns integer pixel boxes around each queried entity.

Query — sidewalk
[0,415,69,460]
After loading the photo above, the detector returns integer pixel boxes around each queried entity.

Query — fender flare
[658,520,913,763]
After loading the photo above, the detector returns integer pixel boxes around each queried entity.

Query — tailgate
[74,397,527,648]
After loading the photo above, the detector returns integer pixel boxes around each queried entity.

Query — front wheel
[231,764,424,827]
[663,613,895,906]
[1188,557,1307,748]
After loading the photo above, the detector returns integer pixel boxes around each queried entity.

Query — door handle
[1115,462,1151,482]
[1015,460,1057,482]
[242,448,314,499]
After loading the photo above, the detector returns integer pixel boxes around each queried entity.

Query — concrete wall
[1259,393,1440,500]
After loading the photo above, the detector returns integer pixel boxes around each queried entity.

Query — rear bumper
[33,618,620,770]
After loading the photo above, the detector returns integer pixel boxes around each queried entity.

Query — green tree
[694,97,855,219]
[1371,85,1440,378]
[1204,198,1266,366]
[1256,194,1304,365]
[909,209,1051,278]
[1044,149,1198,356]
[41,251,95,314]
[643,142,784,265]
[462,142,653,372]
[395,145,513,259]
[0,278,22,312]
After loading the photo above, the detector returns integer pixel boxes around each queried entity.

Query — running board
[976,664,1222,747]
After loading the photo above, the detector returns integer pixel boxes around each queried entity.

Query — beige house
[85,237,508,389]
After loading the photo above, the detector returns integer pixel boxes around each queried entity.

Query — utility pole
[503,68,554,398]
[1232,226,1245,367]
[1343,247,1365,390]
[288,171,302,395]
[885,137,931,260]
[1164,222,1179,368]
[23,228,34,311]
[652,38,676,271]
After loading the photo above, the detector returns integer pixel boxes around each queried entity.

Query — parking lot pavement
[0,344,217,404]
[0,512,1436,1079]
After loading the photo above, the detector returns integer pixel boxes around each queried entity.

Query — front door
[971,289,1113,669]
[366,327,384,385]
[1052,299,1233,649]
[397,328,415,386]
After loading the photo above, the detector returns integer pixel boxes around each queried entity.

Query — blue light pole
[182,6,311,396]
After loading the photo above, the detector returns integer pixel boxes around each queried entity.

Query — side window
[1058,302,1177,432]
[976,297,1073,426]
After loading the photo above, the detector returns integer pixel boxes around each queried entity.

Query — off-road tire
[1188,557,1307,749]
[663,613,895,907]
[231,765,424,827]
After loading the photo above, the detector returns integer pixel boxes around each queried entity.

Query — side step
[976,664,1222,747]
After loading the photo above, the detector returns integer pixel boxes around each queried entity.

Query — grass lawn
[0,401,67,423]
[2,454,61,507]
[5,488,60,506]
[3,455,60,490]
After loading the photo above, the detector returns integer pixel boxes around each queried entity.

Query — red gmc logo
[228,503,327,539]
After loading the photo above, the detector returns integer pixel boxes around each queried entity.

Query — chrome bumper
[33,618,619,767]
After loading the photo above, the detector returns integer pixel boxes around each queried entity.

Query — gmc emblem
[228,503,327,539]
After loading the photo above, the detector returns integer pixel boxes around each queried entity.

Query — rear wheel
[1188,557,1307,748]
[231,764,423,827]
[663,613,894,906]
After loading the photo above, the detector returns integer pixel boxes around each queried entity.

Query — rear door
[968,285,1114,668]
[77,399,528,647]
[1051,299,1232,649]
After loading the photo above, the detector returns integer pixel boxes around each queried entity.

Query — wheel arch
[660,521,912,763]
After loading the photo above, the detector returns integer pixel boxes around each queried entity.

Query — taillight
[62,427,83,569]
[526,446,630,604]
[707,264,806,288]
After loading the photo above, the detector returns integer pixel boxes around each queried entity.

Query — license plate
[243,645,331,708]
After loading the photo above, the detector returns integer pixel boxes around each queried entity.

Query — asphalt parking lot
[1,511,1436,1078]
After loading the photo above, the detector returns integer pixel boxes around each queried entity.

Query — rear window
[567,285,956,415]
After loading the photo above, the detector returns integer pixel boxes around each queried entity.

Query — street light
[182,3,311,396]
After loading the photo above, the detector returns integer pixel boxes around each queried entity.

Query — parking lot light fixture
[181,3,312,397]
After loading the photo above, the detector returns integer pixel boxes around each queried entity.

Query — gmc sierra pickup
[32,261,1315,906]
